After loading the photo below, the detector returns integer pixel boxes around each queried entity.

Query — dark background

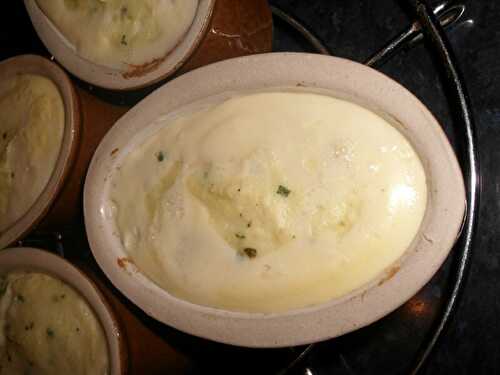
[2,1,499,374]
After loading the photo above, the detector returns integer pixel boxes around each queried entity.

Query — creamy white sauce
[0,74,64,233]
[110,92,427,313]
[36,0,199,69]
[0,272,109,375]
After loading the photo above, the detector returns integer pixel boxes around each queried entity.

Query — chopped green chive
[120,34,127,46]
[243,248,257,258]
[277,185,291,197]
[16,294,25,303]
[46,328,55,338]
[156,151,165,162]
[235,233,245,239]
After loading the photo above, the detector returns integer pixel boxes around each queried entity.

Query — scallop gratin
[0,74,64,233]
[35,0,199,69]
[0,272,109,374]
[109,92,427,313]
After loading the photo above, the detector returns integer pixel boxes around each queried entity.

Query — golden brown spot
[122,57,166,79]
[378,265,401,286]
[121,32,187,79]
[117,257,134,269]
[111,148,119,156]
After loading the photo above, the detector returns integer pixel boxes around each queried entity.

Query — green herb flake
[276,185,291,197]
[235,233,246,240]
[16,294,25,303]
[247,221,252,228]
[120,34,127,46]
[46,328,55,338]
[25,322,34,331]
[243,248,257,258]
[76,327,80,333]
[156,151,165,162]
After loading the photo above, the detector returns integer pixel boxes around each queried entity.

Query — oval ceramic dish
[0,247,127,374]
[0,55,79,249]
[25,0,215,91]
[84,53,466,347]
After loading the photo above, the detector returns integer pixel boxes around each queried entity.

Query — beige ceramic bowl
[0,248,127,374]
[84,53,466,347]
[0,55,79,249]
[24,0,214,90]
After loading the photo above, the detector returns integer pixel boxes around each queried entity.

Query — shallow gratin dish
[0,248,127,374]
[84,53,466,347]
[24,0,215,90]
[0,55,79,249]
[24,0,274,91]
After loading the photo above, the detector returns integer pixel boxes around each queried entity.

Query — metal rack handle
[401,0,480,373]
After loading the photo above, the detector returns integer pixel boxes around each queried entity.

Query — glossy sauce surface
[110,92,427,313]
[0,74,64,233]
[36,0,199,68]
[0,272,109,374]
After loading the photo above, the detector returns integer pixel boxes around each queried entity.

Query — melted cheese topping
[36,0,199,68]
[0,272,109,375]
[0,74,64,233]
[110,92,427,313]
